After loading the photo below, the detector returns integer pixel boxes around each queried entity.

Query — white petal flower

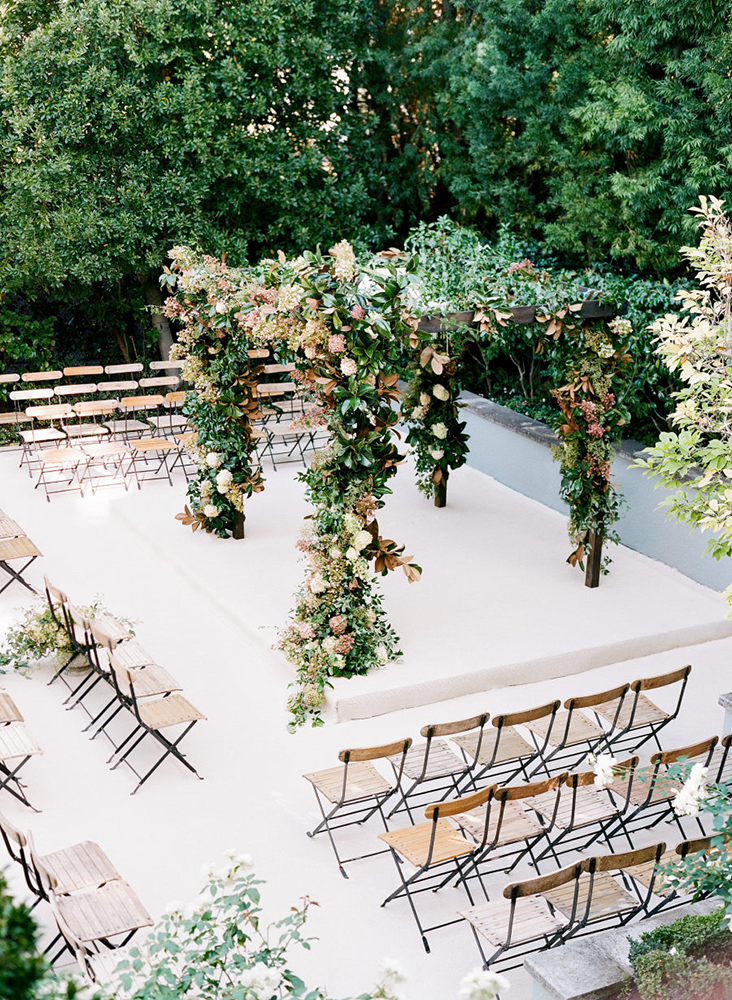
[354,529,373,551]
[203,504,219,518]
[587,751,617,789]
[459,967,511,1000]
[672,763,710,817]
[430,449,444,460]
[378,958,408,984]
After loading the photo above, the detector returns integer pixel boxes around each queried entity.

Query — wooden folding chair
[615,736,718,840]
[453,701,560,790]
[130,434,176,486]
[35,446,88,500]
[455,773,567,881]
[524,685,628,777]
[26,829,121,900]
[623,835,713,916]
[0,722,43,810]
[81,439,137,493]
[106,665,205,794]
[531,757,640,865]
[379,785,495,953]
[593,665,692,755]
[386,714,489,821]
[555,843,666,940]
[304,738,412,877]
[458,861,584,971]
[43,576,83,686]
[0,810,45,903]
[146,390,189,438]
[11,389,62,473]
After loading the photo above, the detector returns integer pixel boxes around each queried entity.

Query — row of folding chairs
[0,360,183,393]
[375,734,731,952]
[303,665,693,874]
[0,505,42,595]
[0,809,152,973]
[44,577,206,794]
[459,836,719,971]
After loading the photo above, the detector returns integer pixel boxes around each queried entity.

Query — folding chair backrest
[496,772,566,802]
[25,403,73,421]
[96,380,138,393]
[247,349,270,359]
[0,373,20,384]
[589,841,665,874]
[651,735,718,766]
[263,363,297,375]
[73,400,117,415]
[676,836,711,858]
[166,391,186,405]
[54,383,98,399]
[425,783,495,820]
[0,808,27,853]
[421,712,489,740]
[10,388,54,403]
[565,682,630,711]
[139,376,179,390]
[493,699,560,729]
[26,830,57,895]
[44,575,69,606]
[88,618,121,651]
[504,859,584,899]
[338,738,412,763]
[633,665,692,693]
[20,371,62,383]
[63,366,104,379]
[149,360,184,371]
[120,394,164,410]
[105,363,143,375]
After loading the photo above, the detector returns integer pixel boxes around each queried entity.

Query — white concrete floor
[0,447,730,999]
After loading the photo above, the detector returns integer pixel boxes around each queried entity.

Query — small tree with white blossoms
[637,196,732,610]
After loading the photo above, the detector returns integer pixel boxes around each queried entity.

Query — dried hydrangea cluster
[402,323,470,503]
[164,243,421,727]
[551,319,633,571]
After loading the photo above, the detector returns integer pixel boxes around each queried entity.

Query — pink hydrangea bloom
[329,615,348,635]
[350,304,365,320]
[328,334,346,353]
[588,422,605,438]
[296,622,317,640]
[334,634,355,655]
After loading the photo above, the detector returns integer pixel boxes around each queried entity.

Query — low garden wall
[461,391,732,593]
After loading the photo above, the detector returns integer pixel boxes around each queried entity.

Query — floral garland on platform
[402,323,470,501]
[270,245,421,729]
[164,243,421,729]
[551,318,633,571]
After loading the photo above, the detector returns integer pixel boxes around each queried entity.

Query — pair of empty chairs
[0,810,151,972]
[0,689,43,811]
[44,577,206,794]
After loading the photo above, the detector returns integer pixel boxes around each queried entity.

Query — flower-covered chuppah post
[551,318,633,587]
[402,316,471,508]
[272,244,422,728]
[162,249,267,539]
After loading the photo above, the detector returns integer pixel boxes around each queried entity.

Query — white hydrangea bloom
[216,469,233,489]
[432,422,448,439]
[430,449,444,460]
[346,547,359,561]
[206,452,222,468]
[411,406,426,420]
[375,643,389,665]
[354,529,373,551]
[459,967,511,1000]
[340,357,358,377]
[203,504,219,518]
[433,384,450,401]
[419,392,431,407]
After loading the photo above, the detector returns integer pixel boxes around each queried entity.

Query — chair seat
[91,615,131,644]
[303,761,394,804]
[543,871,638,921]
[525,710,605,748]
[39,447,87,465]
[456,799,545,846]
[594,694,667,730]
[0,723,42,761]
[389,738,469,780]
[103,419,150,435]
[63,424,110,438]
[54,879,152,943]
[19,429,65,444]
[132,437,175,454]
[136,694,206,730]
[531,785,620,830]
[0,536,42,562]
[453,727,536,766]
[458,894,567,947]
[40,841,121,893]
[148,415,188,429]
[82,442,132,459]
[379,818,475,867]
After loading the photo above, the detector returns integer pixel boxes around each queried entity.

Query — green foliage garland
[402,323,470,500]
[551,320,633,571]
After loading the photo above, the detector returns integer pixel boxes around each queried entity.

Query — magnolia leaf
[430,357,443,374]
[419,346,432,368]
